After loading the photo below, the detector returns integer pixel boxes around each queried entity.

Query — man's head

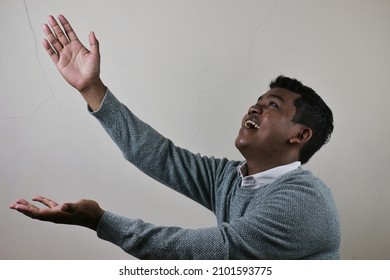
[235,75,333,170]
[270,76,334,164]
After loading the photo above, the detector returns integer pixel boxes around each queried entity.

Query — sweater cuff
[96,211,136,245]
[88,88,120,116]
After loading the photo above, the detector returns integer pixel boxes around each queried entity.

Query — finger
[14,198,30,206]
[58,14,79,42]
[12,198,38,208]
[42,38,59,64]
[10,199,39,216]
[12,203,36,212]
[89,31,100,56]
[42,23,63,54]
[47,15,69,46]
[32,195,58,208]
[61,203,77,213]
[9,199,26,209]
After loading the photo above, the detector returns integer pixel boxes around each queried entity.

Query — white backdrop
[1,0,389,259]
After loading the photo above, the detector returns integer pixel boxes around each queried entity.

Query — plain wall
[1,0,389,259]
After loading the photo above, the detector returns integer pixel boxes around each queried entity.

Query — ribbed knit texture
[93,89,340,260]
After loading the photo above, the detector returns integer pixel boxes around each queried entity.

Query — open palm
[43,15,100,93]
[10,195,104,230]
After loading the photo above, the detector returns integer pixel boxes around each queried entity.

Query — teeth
[245,120,260,129]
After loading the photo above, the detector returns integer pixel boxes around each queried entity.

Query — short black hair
[269,75,334,164]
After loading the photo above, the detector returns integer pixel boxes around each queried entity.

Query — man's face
[235,87,301,159]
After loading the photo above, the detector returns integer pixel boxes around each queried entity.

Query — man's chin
[235,137,249,155]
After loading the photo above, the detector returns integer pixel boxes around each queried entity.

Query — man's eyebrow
[257,93,284,102]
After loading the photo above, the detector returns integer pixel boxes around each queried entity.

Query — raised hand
[43,15,105,110]
[10,196,105,231]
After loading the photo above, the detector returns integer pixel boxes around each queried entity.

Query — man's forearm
[97,211,227,259]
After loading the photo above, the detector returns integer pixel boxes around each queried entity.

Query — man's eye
[269,102,279,108]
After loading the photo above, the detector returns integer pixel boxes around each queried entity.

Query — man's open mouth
[244,119,260,129]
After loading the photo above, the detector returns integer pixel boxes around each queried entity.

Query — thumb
[89,31,100,56]
[61,203,77,213]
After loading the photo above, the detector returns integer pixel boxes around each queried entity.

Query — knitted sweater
[93,89,341,260]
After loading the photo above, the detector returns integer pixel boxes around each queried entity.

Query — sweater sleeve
[95,210,275,260]
[91,88,229,211]
[97,211,227,259]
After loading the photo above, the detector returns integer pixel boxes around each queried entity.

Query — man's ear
[289,126,312,144]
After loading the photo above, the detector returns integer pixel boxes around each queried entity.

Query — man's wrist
[80,79,106,111]
[91,209,105,231]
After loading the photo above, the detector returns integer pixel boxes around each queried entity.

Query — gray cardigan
[93,89,340,259]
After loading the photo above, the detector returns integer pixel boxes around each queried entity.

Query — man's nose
[248,105,262,115]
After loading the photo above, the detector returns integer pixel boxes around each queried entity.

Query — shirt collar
[238,161,301,189]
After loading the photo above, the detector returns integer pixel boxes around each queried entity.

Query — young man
[10,15,340,259]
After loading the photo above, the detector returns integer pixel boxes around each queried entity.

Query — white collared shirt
[238,161,301,189]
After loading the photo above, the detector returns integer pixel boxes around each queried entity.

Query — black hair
[269,75,334,164]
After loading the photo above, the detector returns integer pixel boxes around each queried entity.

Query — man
[10,15,340,259]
